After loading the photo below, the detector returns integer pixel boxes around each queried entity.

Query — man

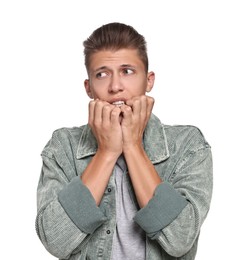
[36,22,213,259]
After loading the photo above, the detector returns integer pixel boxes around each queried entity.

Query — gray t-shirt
[111,156,146,260]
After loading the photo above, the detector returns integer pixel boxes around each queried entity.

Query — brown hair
[83,22,148,73]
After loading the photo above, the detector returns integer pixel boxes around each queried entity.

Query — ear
[84,79,93,99]
[146,71,155,93]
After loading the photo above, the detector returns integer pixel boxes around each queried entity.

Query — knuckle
[103,104,111,112]
[147,96,155,105]
[111,107,120,115]
[111,110,118,117]
[95,100,102,107]
[94,121,101,128]
[89,100,95,108]
[140,95,147,101]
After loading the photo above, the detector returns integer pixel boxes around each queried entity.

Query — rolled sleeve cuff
[134,182,188,238]
[58,176,107,234]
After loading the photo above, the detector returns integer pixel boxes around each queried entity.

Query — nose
[108,74,124,93]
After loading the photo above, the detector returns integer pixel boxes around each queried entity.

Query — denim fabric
[36,114,213,259]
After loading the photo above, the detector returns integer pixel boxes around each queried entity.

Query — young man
[36,22,213,259]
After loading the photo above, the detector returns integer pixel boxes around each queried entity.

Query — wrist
[97,148,122,163]
[123,142,144,157]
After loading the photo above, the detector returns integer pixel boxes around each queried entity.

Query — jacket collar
[76,114,169,164]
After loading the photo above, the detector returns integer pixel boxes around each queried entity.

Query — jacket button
[108,188,111,192]
[106,230,111,234]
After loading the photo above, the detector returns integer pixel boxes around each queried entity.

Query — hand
[88,99,123,157]
[120,95,154,151]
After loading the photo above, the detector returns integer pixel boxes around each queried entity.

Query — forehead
[89,49,145,71]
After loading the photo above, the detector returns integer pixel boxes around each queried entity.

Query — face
[84,49,155,104]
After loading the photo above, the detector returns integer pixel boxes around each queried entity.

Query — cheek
[128,80,148,95]
[90,87,106,100]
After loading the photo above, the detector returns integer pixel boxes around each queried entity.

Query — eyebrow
[120,64,134,68]
[94,66,107,73]
[94,64,136,72]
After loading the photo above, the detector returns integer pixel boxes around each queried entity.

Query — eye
[96,71,108,78]
[122,68,134,75]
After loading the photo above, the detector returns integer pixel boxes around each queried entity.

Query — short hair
[83,22,149,73]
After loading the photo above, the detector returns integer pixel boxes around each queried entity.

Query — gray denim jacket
[36,114,213,260]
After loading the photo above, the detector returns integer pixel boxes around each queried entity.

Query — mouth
[112,100,125,107]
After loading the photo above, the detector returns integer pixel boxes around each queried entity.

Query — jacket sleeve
[35,131,107,259]
[134,130,213,257]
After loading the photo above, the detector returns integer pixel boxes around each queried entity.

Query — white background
[1,0,245,259]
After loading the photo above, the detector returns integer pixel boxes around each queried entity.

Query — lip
[109,98,126,105]
[112,100,125,107]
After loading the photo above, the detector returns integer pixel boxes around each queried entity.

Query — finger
[102,104,112,126]
[146,96,155,118]
[93,100,105,126]
[139,95,147,120]
[125,98,133,107]
[120,104,132,125]
[127,97,141,117]
[88,100,96,126]
[111,106,122,125]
